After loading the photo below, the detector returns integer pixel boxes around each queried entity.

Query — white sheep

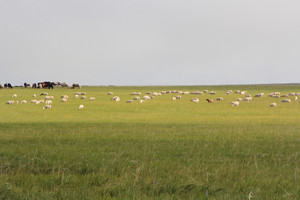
[21,100,27,104]
[30,100,37,104]
[74,95,79,98]
[230,101,239,107]
[89,97,96,101]
[39,100,44,104]
[244,97,253,102]
[45,100,52,104]
[191,98,199,103]
[172,97,177,101]
[6,100,15,104]
[270,103,277,107]
[44,96,51,100]
[33,94,36,97]
[12,94,17,98]
[289,93,295,96]
[133,96,140,100]
[294,96,298,101]
[236,98,243,101]
[61,95,68,99]
[61,99,67,102]
[139,100,144,103]
[143,95,151,100]
[78,105,84,109]
[126,100,133,103]
[80,96,87,99]
[281,99,291,103]
[43,105,52,109]
[81,92,86,95]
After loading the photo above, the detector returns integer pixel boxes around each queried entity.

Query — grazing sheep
[78,105,84,109]
[145,92,151,94]
[74,94,79,98]
[206,99,214,103]
[139,100,144,103]
[44,96,51,100]
[236,98,243,101]
[80,96,87,99]
[39,100,44,104]
[6,100,15,104]
[225,91,231,95]
[89,97,96,101]
[294,96,298,101]
[30,100,37,104]
[235,90,240,94]
[107,92,113,95]
[281,94,288,97]
[61,99,67,102]
[172,97,177,101]
[216,97,223,101]
[175,95,182,99]
[240,91,246,95]
[191,98,199,103]
[274,92,280,95]
[152,92,160,96]
[40,92,48,96]
[115,98,120,102]
[143,95,151,100]
[270,103,277,107]
[111,96,120,100]
[245,94,251,97]
[281,99,291,103]
[230,101,239,107]
[273,95,280,98]
[254,93,264,97]
[43,105,52,109]
[81,92,86,95]
[289,93,295,96]
[268,93,274,97]
[45,100,52,104]
[21,100,27,104]
[74,92,81,95]
[244,97,253,102]
[203,90,209,93]
[133,96,140,100]
[210,91,216,95]
[12,94,17,98]
[182,91,189,95]
[126,100,133,103]
[33,94,36,97]
[61,95,68,99]
[295,93,300,96]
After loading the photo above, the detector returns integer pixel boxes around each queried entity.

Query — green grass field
[0,84,299,199]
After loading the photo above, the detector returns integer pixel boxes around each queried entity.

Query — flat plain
[0,84,299,199]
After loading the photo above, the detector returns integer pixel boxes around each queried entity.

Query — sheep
[270,103,277,107]
[268,93,274,97]
[244,97,253,102]
[206,99,214,103]
[289,93,295,96]
[294,96,298,101]
[80,96,87,99]
[203,90,209,93]
[295,93,300,96]
[209,91,216,95]
[45,100,52,104]
[152,92,160,96]
[236,98,243,101]
[115,98,120,102]
[139,100,144,103]
[240,91,246,95]
[274,92,280,95]
[281,99,291,103]
[281,94,288,98]
[111,96,120,100]
[191,98,199,103]
[61,95,68,99]
[43,105,52,109]
[172,97,177,101]
[133,96,140,100]
[107,92,113,95]
[89,97,96,101]
[61,98,67,102]
[36,101,40,104]
[216,97,223,101]
[151,96,155,99]
[40,92,48,96]
[38,100,44,104]
[175,95,182,99]
[273,95,280,98]
[30,100,37,104]
[143,95,151,100]
[78,105,84,109]
[230,101,239,107]
[44,96,51,100]
[254,93,264,97]
[225,91,231,95]
[245,94,251,97]
[182,91,189,95]
[33,94,36,97]
[126,100,133,103]
[21,100,27,104]
[74,94,79,98]
[80,92,86,95]
[74,92,81,95]
[145,92,152,94]
[6,100,15,104]
[235,90,240,94]
[12,94,17,98]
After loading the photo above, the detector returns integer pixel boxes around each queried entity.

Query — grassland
[0,84,299,199]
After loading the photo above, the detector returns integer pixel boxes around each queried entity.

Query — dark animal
[4,83,13,89]
[0,84,3,89]
[24,83,30,88]
[72,83,81,89]
[32,83,37,88]
[206,99,214,103]
[38,82,56,89]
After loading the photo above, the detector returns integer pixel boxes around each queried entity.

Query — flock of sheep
[108,89,299,107]
[3,89,299,110]
[5,92,96,110]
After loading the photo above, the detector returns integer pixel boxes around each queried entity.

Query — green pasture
[0,85,299,199]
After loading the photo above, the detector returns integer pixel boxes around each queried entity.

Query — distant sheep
[172,97,177,101]
[126,100,133,103]
[43,105,52,109]
[81,92,86,95]
[210,91,216,95]
[21,100,27,104]
[281,99,291,103]
[294,96,298,101]
[281,94,288,98]
[6,100,15,104]
[270,103,277,107]
[107,92,113,95]
[30,100,37,104]
[61,95,68,99]
[216,97,223,101]
[139,100,144,103]
[191,98,199,103]
[45,100,52,104]
[12,94,17,98]
[89,97,96,101]
[80,96,87,99]
[289,93,295,96]
[61,99,67,102]
[133,96,140,100]
[143,95,151,100]
[236,98,243,101]
[175,96,182,99]
[244,97,253,102]
[78,105,84,109]
[74,95,79,98]
[230,101,239,107]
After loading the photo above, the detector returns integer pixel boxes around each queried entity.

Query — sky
[1,0,300,86]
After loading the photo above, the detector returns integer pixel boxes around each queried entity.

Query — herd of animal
[0,82,81,89]
[2,88,299,110]
[4,91,95,110]
[108,89,299,107]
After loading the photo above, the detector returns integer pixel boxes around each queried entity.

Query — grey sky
[1,0,300,86]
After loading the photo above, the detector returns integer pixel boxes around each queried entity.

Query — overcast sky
[1,0,300,86]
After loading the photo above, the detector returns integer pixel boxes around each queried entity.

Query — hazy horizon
[1,1,300,86]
